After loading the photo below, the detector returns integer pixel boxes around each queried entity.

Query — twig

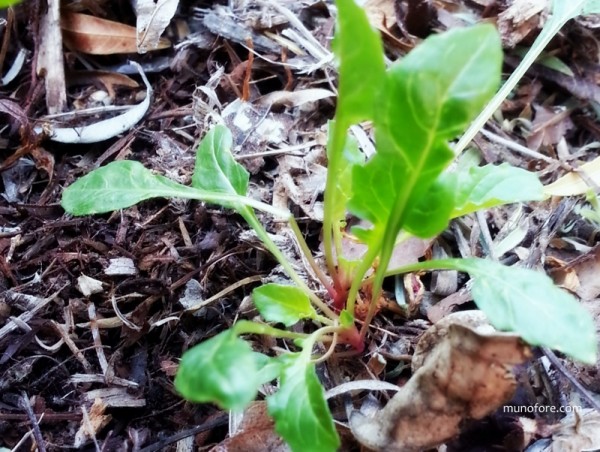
[138,413,229,452]
[479,128,556,163]
[542,347,600,413]
[19,392,46,452]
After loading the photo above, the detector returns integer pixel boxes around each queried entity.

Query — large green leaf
[267,354,340,452]
[174,330,260,411]
[61,160,200,215]
[253,283,318,327]
[349,25,502,250]
[455,259,597,364]
[333,0,386,126]
[192,125,249,200]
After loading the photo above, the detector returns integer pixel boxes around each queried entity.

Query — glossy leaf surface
[253,284,317,327]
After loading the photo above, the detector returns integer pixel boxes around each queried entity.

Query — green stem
[242,210,337,321]
[322,121,348,278]
[233,320,308,340]
[301,325,343,360]
[384,258,469,277]
[288,217,335,297]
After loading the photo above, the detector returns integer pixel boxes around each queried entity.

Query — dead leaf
[61,12,170,55]
[527,105,573,151]
[544,156,600,196]
[135,0,178,53]
[350,311,531,451]
[550,409,600,452]
[211,402,289,452]
[257,88,335,108]
[550,245,600,300]
[364,0,397,31]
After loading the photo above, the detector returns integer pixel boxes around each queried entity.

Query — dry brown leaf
[544,156,600,196]
[364,0,397,31]
[526,105,573,151]
[135,0,178,53]
[350,311,531,451]
[550,245,600,300]
[61,12,170,55]
[210,402,289,452]
[550,409,600,452]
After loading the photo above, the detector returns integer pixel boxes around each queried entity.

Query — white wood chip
[104,257,137,276]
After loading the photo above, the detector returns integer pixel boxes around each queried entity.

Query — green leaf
[192,125,249,201]
[61,160,199,215]
[254,352,284,385]
[174,330,260,411]
[349,25,502,250]
[403,176,456,238]
[267,354,340,452]
[253,284,317,327]
[450,163,546,218]
[552,0,599,20]
[404,163,546,237]
[455,259,597,364]
[0,0,20,7]
[327,124,365,227]
[333,0,386,126]
[581,0,600,14]
[339,309,354,328]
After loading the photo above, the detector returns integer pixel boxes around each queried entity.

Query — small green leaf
[340,309,354,328]
[253,284,317,326]
[254,353,283,385]
[267,354,340,452]
[175,330,260,411]
[450,163,545,217]
[333,0,386,126]
[61,160,198,215]
[456,259,597,364]
[192,125,249,202]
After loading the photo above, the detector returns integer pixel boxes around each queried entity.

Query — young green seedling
[61,1,597,449]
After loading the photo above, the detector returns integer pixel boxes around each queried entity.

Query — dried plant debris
[350,311,531,451]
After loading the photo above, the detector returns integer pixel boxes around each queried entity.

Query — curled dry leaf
[350,311,531,451]
[61,12,170,55]
[135,0,178,53]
